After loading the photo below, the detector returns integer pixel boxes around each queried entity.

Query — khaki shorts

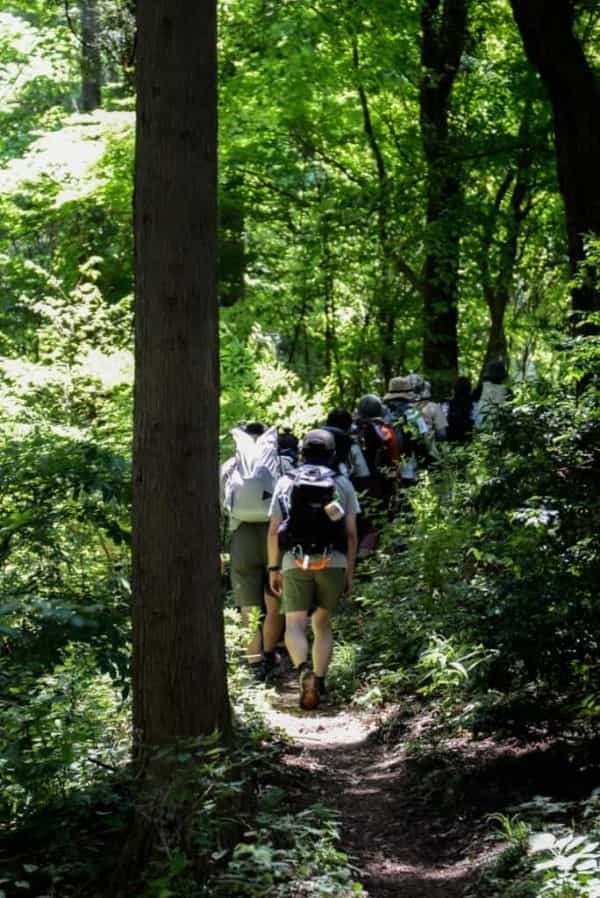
[282,566,346,614]
[230,522,269,608]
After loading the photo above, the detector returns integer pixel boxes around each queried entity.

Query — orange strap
[294,557,331,571]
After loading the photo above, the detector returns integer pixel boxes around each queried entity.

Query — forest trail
[265,674,493,898]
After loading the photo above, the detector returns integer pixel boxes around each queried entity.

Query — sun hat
[383,376,416,401]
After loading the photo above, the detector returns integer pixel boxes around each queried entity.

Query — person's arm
[344,512,357,595]
[267,516,283,597]
[219,459,234,571]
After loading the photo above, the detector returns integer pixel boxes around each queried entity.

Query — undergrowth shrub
[470,789,600,898]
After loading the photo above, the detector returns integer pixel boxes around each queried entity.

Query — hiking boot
[299,667,320,710]
[263,651,280,682]
[249,661,267,682]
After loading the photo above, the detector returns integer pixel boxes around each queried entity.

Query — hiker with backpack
[445,375,474,442]
[416,380,448,441]
[278,429,300,466]
[266,428,360,710]
[324,408,370,479]
[221,422,293,681]
[472,359,511,428]
[383,375,430,487]
[351,394,401,552]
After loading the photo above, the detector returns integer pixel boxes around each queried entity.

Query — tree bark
[353,40,400,384]
[510,0,600,317]
[80,0,102,111]
[480,107,534,374]
[419,0,468,392]
[132,0,229,760]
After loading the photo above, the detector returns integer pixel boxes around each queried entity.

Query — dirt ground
[265,671,600,898]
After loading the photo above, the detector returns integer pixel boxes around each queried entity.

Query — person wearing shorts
[267,428,359,710]
[221,423,286,680]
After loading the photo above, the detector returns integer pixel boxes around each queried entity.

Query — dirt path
[263,667,600,898]
[266,677,489,898]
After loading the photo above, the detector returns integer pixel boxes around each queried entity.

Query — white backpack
[223,425,282,523]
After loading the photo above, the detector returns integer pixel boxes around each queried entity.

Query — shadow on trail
[266,678,480,898]
[266,676,600,898]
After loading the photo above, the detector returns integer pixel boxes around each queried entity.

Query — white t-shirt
[269,469,360,570]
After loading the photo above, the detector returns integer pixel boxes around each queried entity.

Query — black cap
[243,422,267,436]
[483,360,507,381]
[357,394,384,419]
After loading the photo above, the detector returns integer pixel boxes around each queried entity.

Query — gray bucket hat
[384,375,422,402]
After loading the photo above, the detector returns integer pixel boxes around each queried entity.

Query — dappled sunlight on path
[266,697,376,748]
[262,673,487,898]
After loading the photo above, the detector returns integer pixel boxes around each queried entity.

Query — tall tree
[480,103,534,369]
[419,0,468,390]
[132,0,229,763]
[510,0,600,317]
[79,0,102,110]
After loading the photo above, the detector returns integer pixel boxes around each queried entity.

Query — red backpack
[354,418,399,477]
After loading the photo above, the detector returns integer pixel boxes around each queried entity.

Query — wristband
[267,565,281,572]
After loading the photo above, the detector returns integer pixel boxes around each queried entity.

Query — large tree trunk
[80,0,102,111]
[132,0,229,762]
[510,0,600,317]
[420,0,468,393]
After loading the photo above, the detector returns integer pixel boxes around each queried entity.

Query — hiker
[278,429,300,466]
[445,376,473,443]
[221,422,291,681]
[383,376,429,488]
[473,359,510,428]
[352,394,401,552]
[324,407,369,479]
[267,428,360,710]
[416,381,448,441]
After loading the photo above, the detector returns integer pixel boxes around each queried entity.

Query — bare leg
[311,607,333,677]
[262,592,284,654]
[285,610,309,668]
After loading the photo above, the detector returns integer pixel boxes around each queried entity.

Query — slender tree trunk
[132,0,229,761]
[323,234,334,377]
[80,0,102,111]
[419,0,468,392]
[481,107,534,373]
[353,40,399,383]
[510,0,600,317]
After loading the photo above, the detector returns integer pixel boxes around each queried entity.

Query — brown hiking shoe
[299,668,320,710]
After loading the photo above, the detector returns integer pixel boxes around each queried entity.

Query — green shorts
[230,521,269,608]
[282,566,346,614]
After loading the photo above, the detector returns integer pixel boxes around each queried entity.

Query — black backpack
[322,425,353,473]
[278,464,346,555]
[354,417,392,477]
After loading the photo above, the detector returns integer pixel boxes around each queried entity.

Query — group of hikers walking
[220,361,510,711]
